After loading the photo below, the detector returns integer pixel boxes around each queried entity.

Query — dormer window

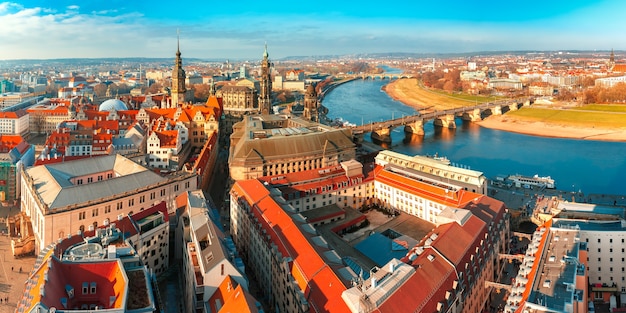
[82,282,88,294]
[91,282,97,294]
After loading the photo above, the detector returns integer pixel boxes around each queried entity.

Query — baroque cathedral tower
[303,84,318,122]
[171,33,187,107]
[259,44,272,114]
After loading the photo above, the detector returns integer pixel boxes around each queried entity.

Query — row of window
[588,237,626,243]
[592,248,625,253]
[76,186,181,220]
[75,173,113,185]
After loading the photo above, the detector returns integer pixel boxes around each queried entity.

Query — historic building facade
[229,155,509,313]
[216,85,258,117]
[20,154,197,251]
[228,115,356,181]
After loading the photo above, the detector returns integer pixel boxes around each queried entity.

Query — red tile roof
[233,180,351,313]
[209,275,260,313]
[258,162,375,200]
[0,134,25,150]
[154,130,178,148]
[206,95,223,115]
[613,64,626,73]
[131,201,169,225]
[0,110,26,118]
[22,257,127,312]
[383,250,456,312]
[192,131,218,176]
[375,165,480,207]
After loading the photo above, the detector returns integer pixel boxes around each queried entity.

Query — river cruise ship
[508,174,556,189]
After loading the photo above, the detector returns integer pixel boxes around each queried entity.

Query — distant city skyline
[1,0,625,60]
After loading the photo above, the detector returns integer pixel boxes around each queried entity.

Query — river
[321,78,626,196]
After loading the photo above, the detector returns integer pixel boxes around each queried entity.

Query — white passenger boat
[508,174,556,189]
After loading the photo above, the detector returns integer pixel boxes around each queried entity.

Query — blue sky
[0,0,624,60]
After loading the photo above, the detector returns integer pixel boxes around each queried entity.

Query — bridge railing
[348,97,531,132]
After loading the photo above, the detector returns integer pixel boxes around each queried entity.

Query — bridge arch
[348,98,532,144]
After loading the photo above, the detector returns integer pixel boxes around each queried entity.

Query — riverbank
[383,78,477,110]
[476,115,626,141]
[384,78,626,142]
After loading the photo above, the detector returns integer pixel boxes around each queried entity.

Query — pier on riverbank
[487,182,626,230]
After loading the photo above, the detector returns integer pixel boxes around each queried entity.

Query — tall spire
[172,29,186,106]
[176,28,181,57]
[259,43,272,115]
[609,48,616,71]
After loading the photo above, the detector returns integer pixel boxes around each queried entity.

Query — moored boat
[508,174,556,189]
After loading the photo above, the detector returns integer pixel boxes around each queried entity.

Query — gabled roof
[0,134,25,150]
[430,215,486,267]
[154,130,178,148]
[233,179,351,313]
[385,249,456,313]
[145,108,177,120]
[206,95,223,114]
[209,276,260,313]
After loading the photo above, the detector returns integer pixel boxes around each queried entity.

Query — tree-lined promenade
[384,78,626,141]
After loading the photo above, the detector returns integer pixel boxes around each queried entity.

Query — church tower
[259,44,272,115]
[609,49,616,71]
[171,32,187,107]
[303,84,318,122]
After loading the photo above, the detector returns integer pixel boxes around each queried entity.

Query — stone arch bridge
[335,73,416,80]
[350,98,533,143]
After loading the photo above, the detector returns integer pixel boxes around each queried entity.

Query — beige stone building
[20,154,197,251]
[216,85,258,117]
[228,115,356,181]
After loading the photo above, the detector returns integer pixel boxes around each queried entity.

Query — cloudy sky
[0,0,624,60]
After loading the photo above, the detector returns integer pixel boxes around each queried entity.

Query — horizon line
[0,49,621,63]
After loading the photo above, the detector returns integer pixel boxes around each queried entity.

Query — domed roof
[99,99,127,112]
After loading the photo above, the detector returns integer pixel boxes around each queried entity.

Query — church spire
[176,28,181,57]
[259,43,272,115]
[609,48,616,71]
[172,29,186,106]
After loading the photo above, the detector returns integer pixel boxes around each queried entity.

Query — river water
[322,78,626,195]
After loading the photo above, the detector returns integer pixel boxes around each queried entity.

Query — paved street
[0,233,36,313]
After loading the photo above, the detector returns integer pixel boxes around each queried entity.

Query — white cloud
[0,4,168,59]
[0,2,22,14]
